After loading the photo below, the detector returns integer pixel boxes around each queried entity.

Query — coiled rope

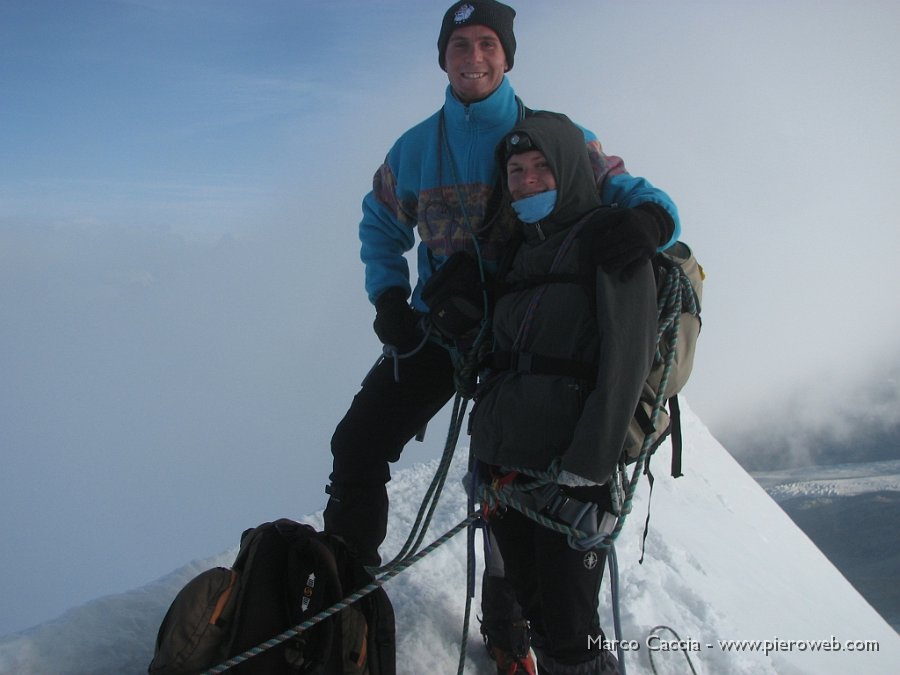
[607,543,627,674]
[373,392,469,572]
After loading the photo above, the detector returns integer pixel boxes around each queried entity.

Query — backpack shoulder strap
[322,532,397,675]
[227,520,343,672]
[516,96,532,121]
[668,395,684,478]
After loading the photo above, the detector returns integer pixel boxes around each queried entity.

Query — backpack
[148,519,396,675]
[621,240,703,476]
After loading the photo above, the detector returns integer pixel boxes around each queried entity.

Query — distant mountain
[754,460,900,633]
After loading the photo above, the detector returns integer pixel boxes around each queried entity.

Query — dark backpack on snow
[148,519,395,675]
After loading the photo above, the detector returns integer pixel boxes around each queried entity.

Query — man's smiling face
[444,25,508,103]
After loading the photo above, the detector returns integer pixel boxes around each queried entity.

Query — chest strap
[487,350,598,381]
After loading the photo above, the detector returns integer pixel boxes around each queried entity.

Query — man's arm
[585,139,681,248]
[359,160,416,305]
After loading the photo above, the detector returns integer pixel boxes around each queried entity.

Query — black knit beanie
[437,0,516,72]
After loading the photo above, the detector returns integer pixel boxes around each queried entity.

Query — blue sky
[2,1,424,233]
[2,0,900,636]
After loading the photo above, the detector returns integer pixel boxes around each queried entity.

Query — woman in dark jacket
[471,111,660,674]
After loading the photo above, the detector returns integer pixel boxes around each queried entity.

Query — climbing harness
[480,465,622,549]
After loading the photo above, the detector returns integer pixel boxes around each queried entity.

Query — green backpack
[622,240,704,476]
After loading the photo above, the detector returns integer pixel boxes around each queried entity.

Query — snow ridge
[1,401,898,674]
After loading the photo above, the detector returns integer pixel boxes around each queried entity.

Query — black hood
[498,111,602,236]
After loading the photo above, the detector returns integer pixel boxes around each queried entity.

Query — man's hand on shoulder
[584,203,675,280]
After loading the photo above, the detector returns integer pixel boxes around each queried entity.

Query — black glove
[585,203,675,280]
[420,251,486,339]
[373,286,420,352]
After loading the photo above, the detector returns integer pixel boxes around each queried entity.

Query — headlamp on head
[504,131,536,160]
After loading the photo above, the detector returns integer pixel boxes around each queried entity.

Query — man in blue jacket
[323,2,680,672]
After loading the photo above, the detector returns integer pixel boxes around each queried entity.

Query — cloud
[717,357,900,469]
[0,215,374,630]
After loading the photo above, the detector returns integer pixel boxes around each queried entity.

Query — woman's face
[506,150,556,201]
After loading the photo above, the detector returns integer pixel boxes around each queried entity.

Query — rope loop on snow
[647,625,699,675]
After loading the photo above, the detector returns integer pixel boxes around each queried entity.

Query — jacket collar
[443,76,519,131]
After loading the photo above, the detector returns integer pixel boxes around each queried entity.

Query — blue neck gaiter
[511,190,557,223]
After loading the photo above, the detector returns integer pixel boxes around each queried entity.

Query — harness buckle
[511,351,533,373]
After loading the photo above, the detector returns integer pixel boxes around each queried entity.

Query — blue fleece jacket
[359,77,680,312]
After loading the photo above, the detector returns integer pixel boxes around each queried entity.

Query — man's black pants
[323,341,457,565]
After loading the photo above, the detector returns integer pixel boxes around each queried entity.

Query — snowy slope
[1,401,898,674]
